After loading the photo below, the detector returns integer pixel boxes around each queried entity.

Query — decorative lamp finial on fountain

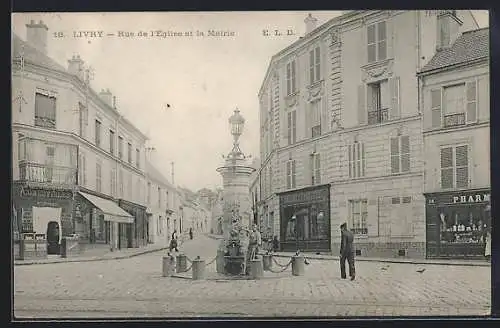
[228,108,246,159]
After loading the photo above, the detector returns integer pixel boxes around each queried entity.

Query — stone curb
[14,247,169,266]
[270,254,490,267]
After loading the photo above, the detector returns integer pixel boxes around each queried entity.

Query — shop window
[440,145,469,189]
[349,199,368,235]
[437,206,488,247]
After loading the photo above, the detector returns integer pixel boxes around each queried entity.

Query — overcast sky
[12,11,489,191]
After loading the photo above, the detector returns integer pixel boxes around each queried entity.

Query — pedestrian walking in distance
[189,227,193,240]
[170,230,179,253]
[340,223,356,281]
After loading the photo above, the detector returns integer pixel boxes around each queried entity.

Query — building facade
[12,20,149,254]
[145,160,178,247]
[418,27,490,259]
[256,10,479,256]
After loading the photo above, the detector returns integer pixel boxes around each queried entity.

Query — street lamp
[228,108,245,156]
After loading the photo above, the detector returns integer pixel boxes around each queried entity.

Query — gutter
[417,57,488,77]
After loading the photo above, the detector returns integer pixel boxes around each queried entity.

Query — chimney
[67,55,85,80]
[26,20,49,55]
[99,89,113,107]
[304,13,318,35]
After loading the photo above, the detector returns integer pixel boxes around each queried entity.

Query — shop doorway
[46,221,60,254]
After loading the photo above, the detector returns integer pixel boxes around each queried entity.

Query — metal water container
[292,255,305,276]
[192,258,206,280]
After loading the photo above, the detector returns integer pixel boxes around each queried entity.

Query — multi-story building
[418,27,489,259]
[12,20,149,254]
[145,160,178,246]
[257,10,479,257]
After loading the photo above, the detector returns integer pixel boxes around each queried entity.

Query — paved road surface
[14,236,491,318]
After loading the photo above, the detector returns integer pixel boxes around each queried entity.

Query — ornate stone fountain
[216,109,256,275]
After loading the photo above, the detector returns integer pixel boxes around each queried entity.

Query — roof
[12,33,67,72]
[420,27,489,74]
[146,161,174,189]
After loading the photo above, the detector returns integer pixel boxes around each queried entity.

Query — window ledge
[307,79,324,90]
[361,58,393,71]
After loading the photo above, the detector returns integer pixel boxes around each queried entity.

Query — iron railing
[368,108,389,125]
[19,162,77,185]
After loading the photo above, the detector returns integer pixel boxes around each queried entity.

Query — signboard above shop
[425,189,490,206]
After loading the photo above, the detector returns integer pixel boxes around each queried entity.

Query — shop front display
[278,184,331,252]
[425,189,490,259]
[12,182,74,256]
[118,199,148,248]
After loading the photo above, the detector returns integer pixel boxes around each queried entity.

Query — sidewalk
[14,243,170,266]
[206,234,489,267]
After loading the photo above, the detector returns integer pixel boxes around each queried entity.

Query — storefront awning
[78,192,134,224]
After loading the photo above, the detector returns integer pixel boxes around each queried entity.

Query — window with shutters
[118,136,124,159]
[440,145,469,189]
[310,100,322,138]
[311,153,321,185]
[348,142,366,179]
[95,120,101,147]
[34,92,57,129]
[286,60,297,95]
[443,84,465,127]
[367,21,387,63]
[349,199,368,235]
[367,81,389,124]
[147,182,151,205]
[128,174,132,199]
[268,166,273,194]
[127,143,132,164]
[309,46,321,84]
[96,162,102,193]
[119,170,124,197]
[390,135,410,174]
[79,102,88,137]
[158,187,162,208]
[432,81,478,129]
[109,130,115,154]
[110,168,116,197]
[431,89,442,128]
[136,148,140,168]
[287,110,297,145]
[286,159,296,189]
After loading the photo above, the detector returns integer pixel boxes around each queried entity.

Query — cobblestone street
[14,236,491,318]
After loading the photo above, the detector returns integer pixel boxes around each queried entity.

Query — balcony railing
[19,162,77,185]
[444,113,466,128]
[368,108,389,125]
[34,116,56,129]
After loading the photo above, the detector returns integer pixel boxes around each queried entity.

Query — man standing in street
[340,223,355,280]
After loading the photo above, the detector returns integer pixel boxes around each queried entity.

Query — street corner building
[11,20,151,258]
[252,10,489,259]
[418,27,490,259]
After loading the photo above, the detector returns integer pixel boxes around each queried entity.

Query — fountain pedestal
[215,109,256,276]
